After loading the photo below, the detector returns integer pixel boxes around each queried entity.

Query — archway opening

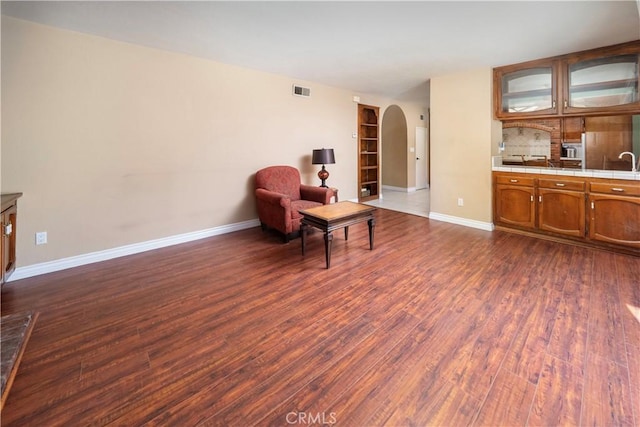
[369,104,429,217]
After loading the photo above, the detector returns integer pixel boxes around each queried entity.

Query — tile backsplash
[502,127,551,157]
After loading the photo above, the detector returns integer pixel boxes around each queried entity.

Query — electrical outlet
[457,198,464,207]
[36,231,47,245]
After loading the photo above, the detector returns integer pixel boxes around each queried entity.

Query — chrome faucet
[618,151,637,172]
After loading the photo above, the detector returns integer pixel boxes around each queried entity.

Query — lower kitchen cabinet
[588,181,640,248]
[494,175,536,229]
[537,178,586,238]
[1,193,22,285]
[538,188,585,237]
[493,172,639,255]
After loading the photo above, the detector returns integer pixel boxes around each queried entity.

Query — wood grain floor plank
[589,279,628,366]
[582,352,635,427]
[449,288,534,400]
[365,272,534,425]
[106,285,380,425]
[502,280,563,384]
[624,341,640,426]
[206,315,377,426]
[258,309,422,426]
[123,263,410,425]
[338,295,493,426]
[473,368,536,426]
[547,279,590,368]
[325,308,469,427]
[381,376,482,427]
[528,354,584,426]
[566,246,595,285]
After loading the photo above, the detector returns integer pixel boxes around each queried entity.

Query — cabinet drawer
[590,182,640,197]
[539,178,585,191]
[495,175,534,187]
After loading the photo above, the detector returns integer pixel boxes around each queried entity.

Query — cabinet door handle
[530,195,534,202]
[510,179,518,183]
[538,195,542,202]
[3,223,12,236]
[611,188,625,192]
[552,100,556,108]
[564,100,568,108]
[555,183,566,187]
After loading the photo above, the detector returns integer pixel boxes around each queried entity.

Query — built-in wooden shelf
[358,104,380,202]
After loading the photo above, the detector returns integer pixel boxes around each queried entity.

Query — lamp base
[317,165,330,188]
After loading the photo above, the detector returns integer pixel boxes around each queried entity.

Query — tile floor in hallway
[364,188,429,218]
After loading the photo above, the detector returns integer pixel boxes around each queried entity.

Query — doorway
[365,105,429,217]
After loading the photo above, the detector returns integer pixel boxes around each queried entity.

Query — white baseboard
[382,185,430,193]
[382,185,414,193]
[428,212,495,232]
[9,218,261,282]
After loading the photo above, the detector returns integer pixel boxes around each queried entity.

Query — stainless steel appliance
[561,135,585,169]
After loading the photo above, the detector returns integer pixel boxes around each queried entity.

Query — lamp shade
[312,148,335,165]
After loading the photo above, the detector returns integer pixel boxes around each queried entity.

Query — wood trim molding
[502,121,556,133]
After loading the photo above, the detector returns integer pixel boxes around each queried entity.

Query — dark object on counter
[522,155,549,167]
[524,159,549,167]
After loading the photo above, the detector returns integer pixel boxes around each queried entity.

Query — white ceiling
[2,1,640,103]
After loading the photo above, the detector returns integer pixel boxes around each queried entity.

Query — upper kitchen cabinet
[563,46,639,115]
[562,117,584,142]
[494,59,559,119]
[494,40,640,120]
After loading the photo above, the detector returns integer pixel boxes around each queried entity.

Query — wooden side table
[299,201,376,268]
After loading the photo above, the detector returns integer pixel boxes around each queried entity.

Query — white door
[416,127,428,189]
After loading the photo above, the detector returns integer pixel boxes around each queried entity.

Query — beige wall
[430,68,502,224]
[2,17,429,269]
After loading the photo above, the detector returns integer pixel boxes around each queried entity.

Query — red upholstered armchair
[255,165,334,242]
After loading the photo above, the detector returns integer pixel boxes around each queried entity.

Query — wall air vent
[292,85,311,97]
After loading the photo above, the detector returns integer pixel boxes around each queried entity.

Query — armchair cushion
[255,165,334,241]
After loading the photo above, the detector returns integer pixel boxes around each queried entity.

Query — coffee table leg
[368,217,376,250]
[301,223,307,255]
[344,226,349,241]
[324,231,333,268]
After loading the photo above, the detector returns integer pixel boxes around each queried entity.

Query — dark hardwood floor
[1,208,638,426]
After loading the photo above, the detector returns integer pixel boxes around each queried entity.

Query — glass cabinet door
[565,54,639,113]
[496,62,558,118]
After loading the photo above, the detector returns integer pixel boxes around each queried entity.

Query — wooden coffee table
[299,201,376,268]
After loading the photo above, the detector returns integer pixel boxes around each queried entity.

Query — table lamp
[311,148,335,188]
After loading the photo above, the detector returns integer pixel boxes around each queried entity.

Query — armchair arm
[300,185,333,204]
[256,188,291,209]
[255,188,293,235]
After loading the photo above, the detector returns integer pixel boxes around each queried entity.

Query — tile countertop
[492,157,640,181]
